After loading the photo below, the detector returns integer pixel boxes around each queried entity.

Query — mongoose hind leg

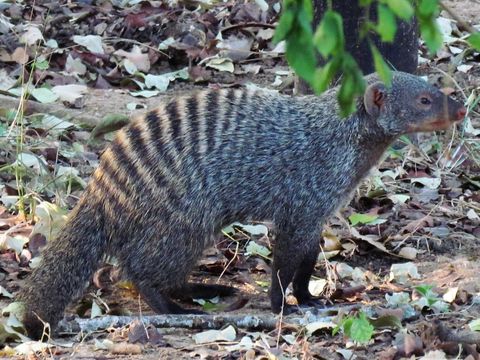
[138,283,205,314]
[171,283,237,301]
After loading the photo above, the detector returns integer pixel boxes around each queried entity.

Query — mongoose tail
[18,196,107,340]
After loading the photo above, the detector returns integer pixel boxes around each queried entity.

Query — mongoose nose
[456,107,467,120]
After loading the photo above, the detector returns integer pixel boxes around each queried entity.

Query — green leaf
[193,298,219,311]
[386,0,414,20]
[41,115,76,135]
[336,312,375,344]
[273,9,295,43]
[302,0,314,20]
[340,317,353,335]
[255,280,270,288]
[370,42,392,86]
[337,54,365,117]
[277,2,316,84]
[417,0,439,17]
[468,33,480,51]
[419,20,443,53]
[285,13,316,84]
[34,59,49,70]
[377,4,397,42]
[349,312,374,344]
[312,58,341,93]
[416,0,442,53]
[338,75,357,116]
[348,213,379,226]
[298,6,315,34]
[314,10,344,58]
[414,284,435,297]
[413,284,449,312]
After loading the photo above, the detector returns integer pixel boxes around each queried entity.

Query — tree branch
[57,305,359,335]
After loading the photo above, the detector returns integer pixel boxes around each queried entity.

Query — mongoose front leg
[270,228,314,314]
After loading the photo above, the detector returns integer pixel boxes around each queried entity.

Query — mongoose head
[363,72,466,136]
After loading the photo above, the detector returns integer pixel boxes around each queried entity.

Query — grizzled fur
[18,72,465,339]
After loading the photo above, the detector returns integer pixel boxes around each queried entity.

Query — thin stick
[56,305,360,335]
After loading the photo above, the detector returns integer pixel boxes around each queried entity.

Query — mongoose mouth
[408,106,467,133]
[408,118,456,132]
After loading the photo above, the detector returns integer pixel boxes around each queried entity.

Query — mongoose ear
[364,83,387,117]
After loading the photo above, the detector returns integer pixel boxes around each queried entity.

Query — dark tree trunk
[298,0,419,93]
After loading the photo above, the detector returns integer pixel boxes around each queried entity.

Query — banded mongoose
[18,72,466,339]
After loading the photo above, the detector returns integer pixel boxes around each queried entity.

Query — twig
[220,22,276,33]
[276,270,285,348]
[103,37,169,57]
[56,305,360,335]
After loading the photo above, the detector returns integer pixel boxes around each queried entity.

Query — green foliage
[312,57,340,93]
[314,10,366,115]
[413,284,449,312]
[334,311,375,344]
[273,0,316,84]
[414,285,440,307]
[193,298,220,311]
[384,0,414,20]
[416,0,443,53]
[376,4,397,42]
[337,54,366,117]
[313,10,344,58]
[274,0,456,115]
[468,32,480,51]
[370,42,392,86]
[414,285,435,299]
[33,58,49,71]
[348,212,378,226]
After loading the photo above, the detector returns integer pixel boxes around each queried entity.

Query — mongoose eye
[420,97,431,105]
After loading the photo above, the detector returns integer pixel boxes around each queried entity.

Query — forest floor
[0,0,480,359]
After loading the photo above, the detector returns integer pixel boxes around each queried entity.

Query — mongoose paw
[23,312,49,341]
[280,300,325,315]
[297,297,325,309]
[272,304,301,316]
